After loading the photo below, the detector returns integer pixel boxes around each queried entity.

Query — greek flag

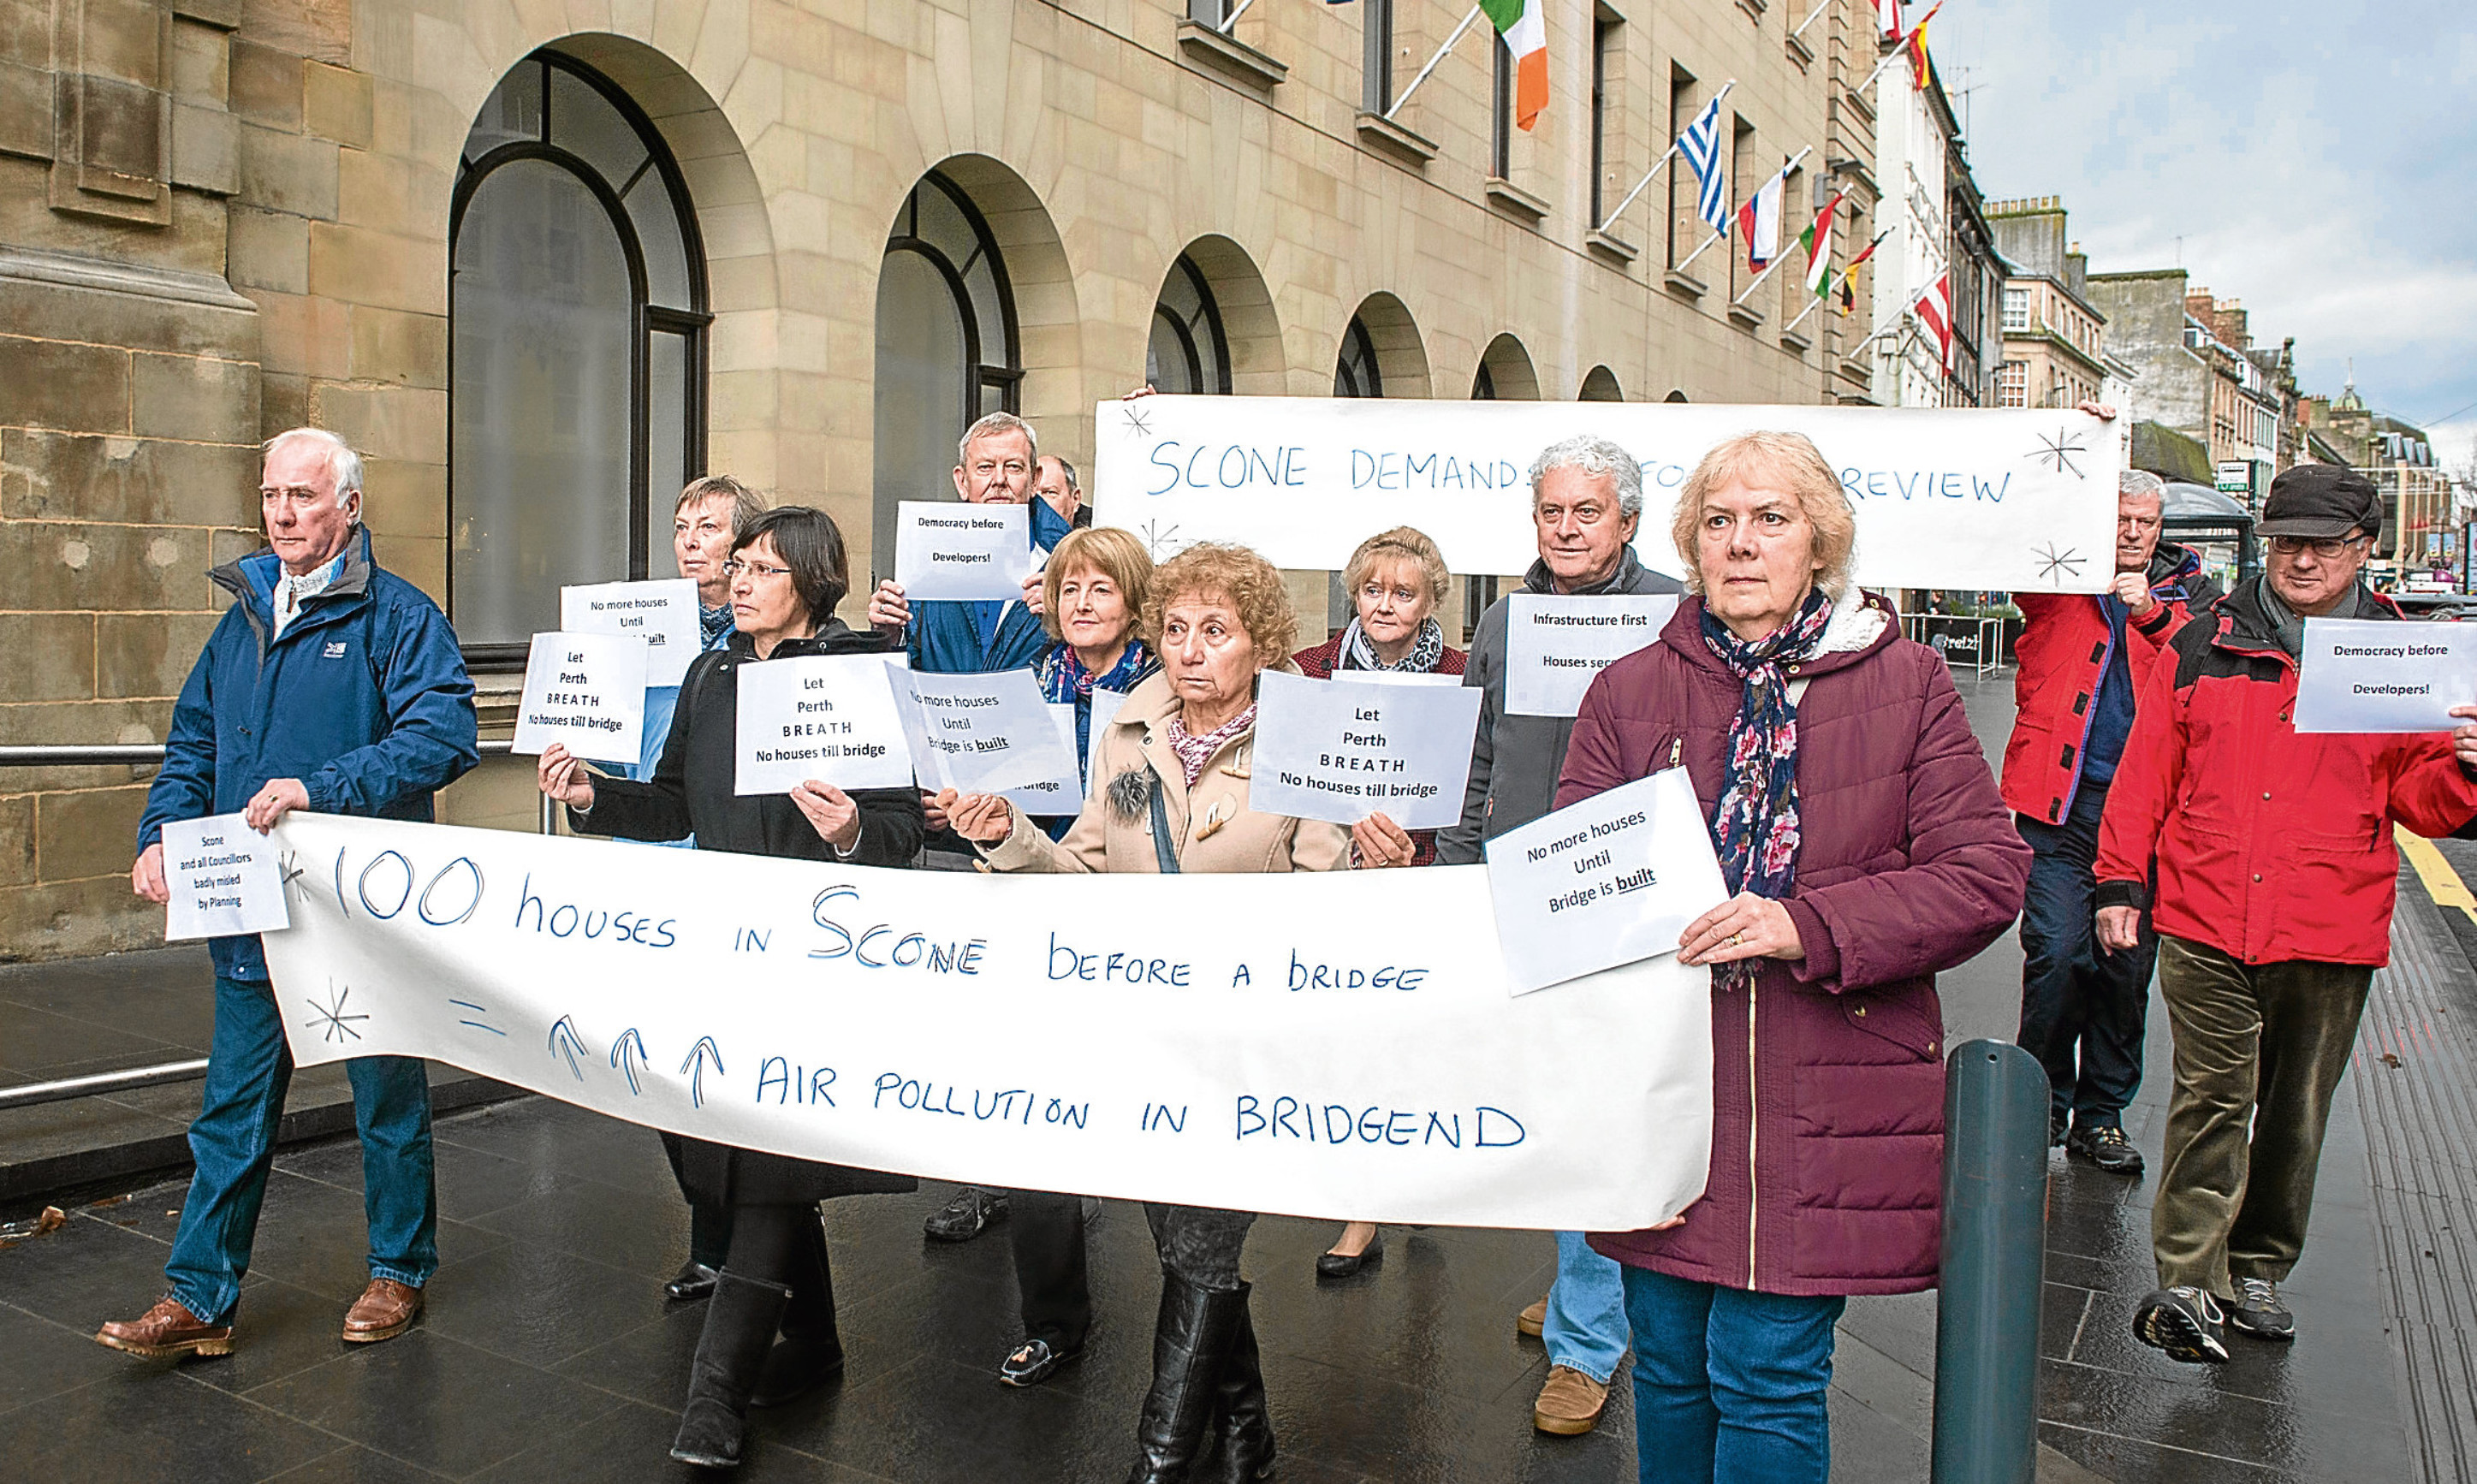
[1677,98,1728,234]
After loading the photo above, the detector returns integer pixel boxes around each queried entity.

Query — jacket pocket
[1837,988,1944,1064]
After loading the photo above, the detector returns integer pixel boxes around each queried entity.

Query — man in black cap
[2093,463,2477,1362]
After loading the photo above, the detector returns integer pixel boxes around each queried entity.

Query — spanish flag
[1904,1,1943,92]
[1479,0,1547,131]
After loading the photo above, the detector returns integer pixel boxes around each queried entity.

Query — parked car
[2391,592,2477,621]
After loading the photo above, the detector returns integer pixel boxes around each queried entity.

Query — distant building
[2085,268,2290,512]
[1985,198,2117,412]
[1867,57,2001,407]
[2302,384,2453,579]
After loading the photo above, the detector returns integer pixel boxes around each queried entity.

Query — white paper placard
[1351,669,1464,686]
[1484,768,1732,994]
[1084,686,1128,783]
[893,501,1031,602]
[512,631,649,764]
[890,666,1081,796]
[1504,594,1679,717]
[2293,618,2477,733]
[1091,395,2123,593]
[560,579,701,688]
[995,705,1084,817]
[734,655,913,793]
[161,812,289,941]
[1250,670,1484,830]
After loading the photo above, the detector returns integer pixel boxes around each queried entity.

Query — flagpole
[1219,0,1259,30]
[1854,0,1941,96]
[1385,4,1487,122]
[1782,294,1826,336]
[1788,0,1831,42]
[1726,146,1813,303]
[1595,80,1734,234]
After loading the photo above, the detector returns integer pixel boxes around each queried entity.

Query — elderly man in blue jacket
[97,427,478,1361]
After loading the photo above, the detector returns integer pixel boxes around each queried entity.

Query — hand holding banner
[560,579,701,688]
[1250,671,1482,829]
[734,655,913,793]
[1504,595,1679,717]
[161,813,289,941]
[1485,768,1730,994]
[894,501,1032,602]
[513,632,648,764]
[2293,619,2477,733]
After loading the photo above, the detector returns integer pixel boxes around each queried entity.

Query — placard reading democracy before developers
[889,666,1081,796]
[560,578,701,688]
[1250,671,1483,830]
[734,655,914,793]
[1504,594,1679,717]
[160,812,289,941]
[1485,768,1731,994]
[511,631,648,765]
[2293,618,2477,733]
[893,500,1031,602]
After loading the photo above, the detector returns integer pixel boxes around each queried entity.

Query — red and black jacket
[2094,579,2477,967]
[1999,541,2215,824]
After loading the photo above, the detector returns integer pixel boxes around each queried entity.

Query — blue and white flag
[1677,97,1728,234]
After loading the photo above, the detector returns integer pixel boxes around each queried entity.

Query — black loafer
[998,1336,1084,1387]
[924,1187,1008,1243]
[664,1261,722,1302]
[1315,1230,1385,1279]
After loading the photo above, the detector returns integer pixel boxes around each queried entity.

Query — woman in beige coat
[947,542,1398,1484]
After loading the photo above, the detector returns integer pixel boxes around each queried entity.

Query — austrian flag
[1913,270,1954,369]
[1479,0,1547,131]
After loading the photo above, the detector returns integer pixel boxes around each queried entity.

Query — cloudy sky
[1923,0,2477,473]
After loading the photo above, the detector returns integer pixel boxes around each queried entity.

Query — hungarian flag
[1798,192,1844,297]
[1836,229,1888,314]
[1479,0,1548,132]
[1914,270,1954,369]
[1905,1,1943,92]
[1738,169,1785,274]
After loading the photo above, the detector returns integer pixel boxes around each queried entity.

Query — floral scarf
[699,603,734,649]
[1702,588,1834,982]
[1165,703,1256,788]
[1037,639,1153,703]
[1339,615,1446,674]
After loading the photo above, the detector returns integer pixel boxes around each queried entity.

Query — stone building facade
[1986,198,2110,413]
[2085,266,2293,509]
[2,0,1890,960]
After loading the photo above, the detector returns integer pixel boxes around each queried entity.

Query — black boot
[1126,1271,1244,1484]
[1205,1285,1274,1482]
[752,1212,844,1407]
[670,1271,791,1469]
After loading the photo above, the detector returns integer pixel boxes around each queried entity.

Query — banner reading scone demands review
[260,815,1713,1231]
[1092,396,2123,594]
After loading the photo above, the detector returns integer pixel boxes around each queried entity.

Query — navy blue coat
[138,528,479,982]
[904,497,1073,675]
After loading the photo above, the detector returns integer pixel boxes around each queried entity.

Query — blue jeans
[164,976,437,1324]
[2016,784,2156,1128]
[1622,1265,1845,1484]
[1544,1230,1630,1384]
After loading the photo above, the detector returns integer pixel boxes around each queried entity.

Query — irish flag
[1480,0,1547,132]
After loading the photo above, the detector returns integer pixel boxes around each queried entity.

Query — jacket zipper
[1746,975,1759,1289]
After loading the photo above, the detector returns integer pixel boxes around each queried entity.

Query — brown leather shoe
[1517,1297,1547,1339]
[1532,1364,1609,1435]
[95,1297,233,1359]
[341,1278,423,1344]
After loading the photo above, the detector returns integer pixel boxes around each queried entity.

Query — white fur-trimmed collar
[1815,585,1890,656]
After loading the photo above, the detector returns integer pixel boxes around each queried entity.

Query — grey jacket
[1437,545,1683,864]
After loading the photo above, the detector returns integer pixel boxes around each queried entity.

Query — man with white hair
[1441,433,1683,1438]
[97,427,478,1361]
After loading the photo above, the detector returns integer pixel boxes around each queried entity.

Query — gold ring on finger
[1728,931,1745,947]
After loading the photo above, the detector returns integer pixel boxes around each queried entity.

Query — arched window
[448,50,708,655]
[1472,362,1496,399]
[1147,255,1230,395]
[1334,316,1382,398]
[873,172,1019,561]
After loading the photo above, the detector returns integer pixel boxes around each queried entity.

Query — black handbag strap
[1146,769,1182,874]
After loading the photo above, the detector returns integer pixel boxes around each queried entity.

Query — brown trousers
[2151,935,2374,1295]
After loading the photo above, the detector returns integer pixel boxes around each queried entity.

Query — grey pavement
[0,668,2468,1481]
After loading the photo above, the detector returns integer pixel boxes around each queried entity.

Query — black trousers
[662,1131,734,1268]
[724,1202,832,1314]
[2016,786,2157,1125]
[1010,1189,1092,1349]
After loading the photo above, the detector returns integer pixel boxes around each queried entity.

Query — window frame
[881,171,1024,428]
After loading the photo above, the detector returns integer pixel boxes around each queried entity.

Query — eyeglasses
[2266,535,2366,560]
[722,558,791,581]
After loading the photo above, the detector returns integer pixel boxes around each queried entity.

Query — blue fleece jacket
[905,498,1073,675]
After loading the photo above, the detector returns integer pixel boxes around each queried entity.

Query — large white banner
[1092,396,2121,593]
[259,815,1714,1231]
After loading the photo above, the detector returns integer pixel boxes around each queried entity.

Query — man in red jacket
[2004,468,2218,1175]
[2097,464,2477,1362]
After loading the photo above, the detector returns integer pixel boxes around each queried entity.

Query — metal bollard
[1931,1038,2050,1484]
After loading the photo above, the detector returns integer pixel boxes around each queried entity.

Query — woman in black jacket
[538,506,923,1470]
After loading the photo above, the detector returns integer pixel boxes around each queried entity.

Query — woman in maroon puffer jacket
[1554,430,2029,1484]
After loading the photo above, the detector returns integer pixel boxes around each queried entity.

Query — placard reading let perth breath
[1485,769,1731,994]
[1504,594,1680,717]
[893,501,1032,602]
[2293,618,2477,733]
[734,655,913,794]
[560,578,701,688]
[160,812,289,941]
[889,667,1082,796]
[512,631,648,765]
[1250,671,1483,830]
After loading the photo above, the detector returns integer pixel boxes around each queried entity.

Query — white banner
[512,632,647,765]
[161,813,288,941]
[1092,396,2121,593]
[1250,671,1482,829]
[2293,619,2477,733]
[560,579,701,688]
[734,655,913,794]
[258,815,1713,1231]
[1505,595,1682,717]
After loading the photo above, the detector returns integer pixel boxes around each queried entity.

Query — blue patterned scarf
[1701,589,1834,983]
[1037,639,1152,703]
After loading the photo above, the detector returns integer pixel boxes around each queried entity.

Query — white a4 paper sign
[1485,768,1730,994]
[560,579,701,688]
[894,501,1032,603]
[160,812,289,941]
[1250,671,1482,830]
[889,667,1081,796]
[1504,594,1679,717]
[513,632,648,765]
[734,655,914,793]
[2292,618,2477,733]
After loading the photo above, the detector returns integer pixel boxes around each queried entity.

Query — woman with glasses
[538,506,924,1471]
